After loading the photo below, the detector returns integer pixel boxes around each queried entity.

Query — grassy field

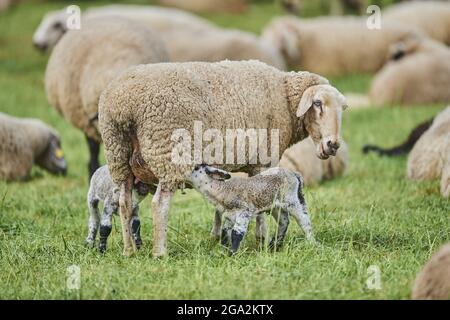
[0,1,448,299]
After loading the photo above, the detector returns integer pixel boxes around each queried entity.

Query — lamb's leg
[98,206,114,253]
[269,208,290,250]
[86,135,100,180]
[118,176,135,256]
[289,202,315,242]
[230,211,253,254]
[85,199,100,248]
[220,215,235,247]
[151,183,174,258]
[248,167,268,246]
[211,209,223,239]
[131,206,142,249]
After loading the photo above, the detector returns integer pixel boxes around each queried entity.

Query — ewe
[98,60,347,257]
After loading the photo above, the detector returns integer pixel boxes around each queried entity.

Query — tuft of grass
[0,1,448,299]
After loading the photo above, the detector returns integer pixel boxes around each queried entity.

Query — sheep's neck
[197,179,229,207]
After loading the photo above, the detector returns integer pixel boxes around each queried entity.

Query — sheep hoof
[85,240,95,249]
[123,247,136,257]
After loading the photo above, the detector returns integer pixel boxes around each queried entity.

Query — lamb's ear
[205,166,231,181]
[297,86,315,117]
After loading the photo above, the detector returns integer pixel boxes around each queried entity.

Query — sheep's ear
[297,87,315,117]
[205,166,231,181]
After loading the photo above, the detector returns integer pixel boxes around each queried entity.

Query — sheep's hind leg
[220,215,235,248]
[85,199,100,248]
[131,206,142,249]
[211,209,223,240]
[119,176,135,256]
[98,205,114,253]
[289,202,315,243]
[230,211,253,254]
[86,135,100,180]
[152,183,174,258]
[269,208,289,250]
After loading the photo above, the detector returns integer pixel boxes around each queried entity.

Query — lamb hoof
[98,244,106,254]
[85,240,95,249]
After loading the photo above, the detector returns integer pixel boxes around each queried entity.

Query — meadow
[0,1,448,299]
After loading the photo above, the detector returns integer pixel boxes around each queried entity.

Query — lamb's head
[33,9,69,52]
[298,84,347,160]
[35,133,67,176]
[188,164,231,189]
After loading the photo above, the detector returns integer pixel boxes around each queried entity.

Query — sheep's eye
[313,100,322,108]
[53,22,63,30]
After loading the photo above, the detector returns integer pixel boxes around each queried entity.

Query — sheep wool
[412,243,450,300]
[440,152,450,198]
[278,137,348,185]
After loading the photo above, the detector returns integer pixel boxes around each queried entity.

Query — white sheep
[407,106,450,187]
[412,243,450,300]
[441,152,450,198]
[261,15,421,76]
[370,39,450,106]
[86,165,155,253]
[278,137,348,186]
[384,1,450,45]
[98,60,347,256]
[0,112,67,181]
[44,16,168,178]
[188,165,314,254]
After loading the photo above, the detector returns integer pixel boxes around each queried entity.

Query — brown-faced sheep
[45,17,169,178]
[98,60,347,257]
[261,15,421,76]
[278,137,348,185]
[407,106,450,184]
[0,112,67,181]
[412,243,450,300]
[158,0,247,14]
[370,39,450,106]
[384,1,450,45]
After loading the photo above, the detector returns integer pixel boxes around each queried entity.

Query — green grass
[0,1,448,299]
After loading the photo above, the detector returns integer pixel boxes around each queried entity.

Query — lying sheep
[279,137,348,185]
[86,165,155,253]
[45,17,168,178]
[384,1,450,45]
[407,106,450,185]
[188,165,314,254]
[412,243,450,300]
[261,15,421,76]
[99,60,347,256]
[370,39,450,106]
[158,0,247,14]
[0,112,66,181]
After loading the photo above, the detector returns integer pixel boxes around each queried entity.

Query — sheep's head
[33,10,68,52]
[297,84,347,160]
[36,134,67,176]
[188,164,231,188]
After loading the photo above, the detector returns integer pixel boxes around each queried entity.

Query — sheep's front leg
[131,206,142,249]
[230,211,253,254]
[220,214,235,248]
[151,183,174,258]
[119,176,135,256]
[86,135,100,180]
[85,199,100,248]
[98,205,114,253]
[248,167,268,246]
[211,209,223,240]
[269,208,289,250]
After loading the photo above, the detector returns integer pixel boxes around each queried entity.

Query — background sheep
[261,15,421,76]
[279,137,348,185]
[370,39,450,106]
[0,0,18,12]
[158,0,248,14]
[412,243,450,300]
[188,165,314,254]
[407,106,450,182]
[86,165,155,253]
[45,17,169,178]
[0,112,66,181]
[384,1,450,45]
[99,60,347,256]
[441,152,450,198]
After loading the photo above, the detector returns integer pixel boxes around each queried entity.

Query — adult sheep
[370,39,450,106]
[278,137,348,185]
[384,1,450,46]
[407,106,450,188]
[0,112,67,181]
[45,17,169,178]
[261,15,421,76]
[98,60,347,257]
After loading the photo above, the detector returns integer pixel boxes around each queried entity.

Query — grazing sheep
[33,5,214,52]
[412,243,450,300]
[279,137,348,185]
[363,118,433,157]
[158,0,247,14]
[86,165,155,253]
[370,39,450,106]
[384,1,450,45]
[45,17,169,178]
[0,112,67,181]
[188,165,314,254]
[98,60,347,256]
[407,106,450,182]
[261,15,421,76]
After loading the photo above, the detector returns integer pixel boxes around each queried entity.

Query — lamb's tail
[362,118,433,157]
[293,171,306,206]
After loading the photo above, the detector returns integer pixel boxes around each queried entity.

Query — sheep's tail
[362,118,433,157]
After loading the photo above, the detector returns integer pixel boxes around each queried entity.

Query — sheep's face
[33,11,68,52]
[36,135,67,176]
[188,164,231,188]
[297,84,347,160]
